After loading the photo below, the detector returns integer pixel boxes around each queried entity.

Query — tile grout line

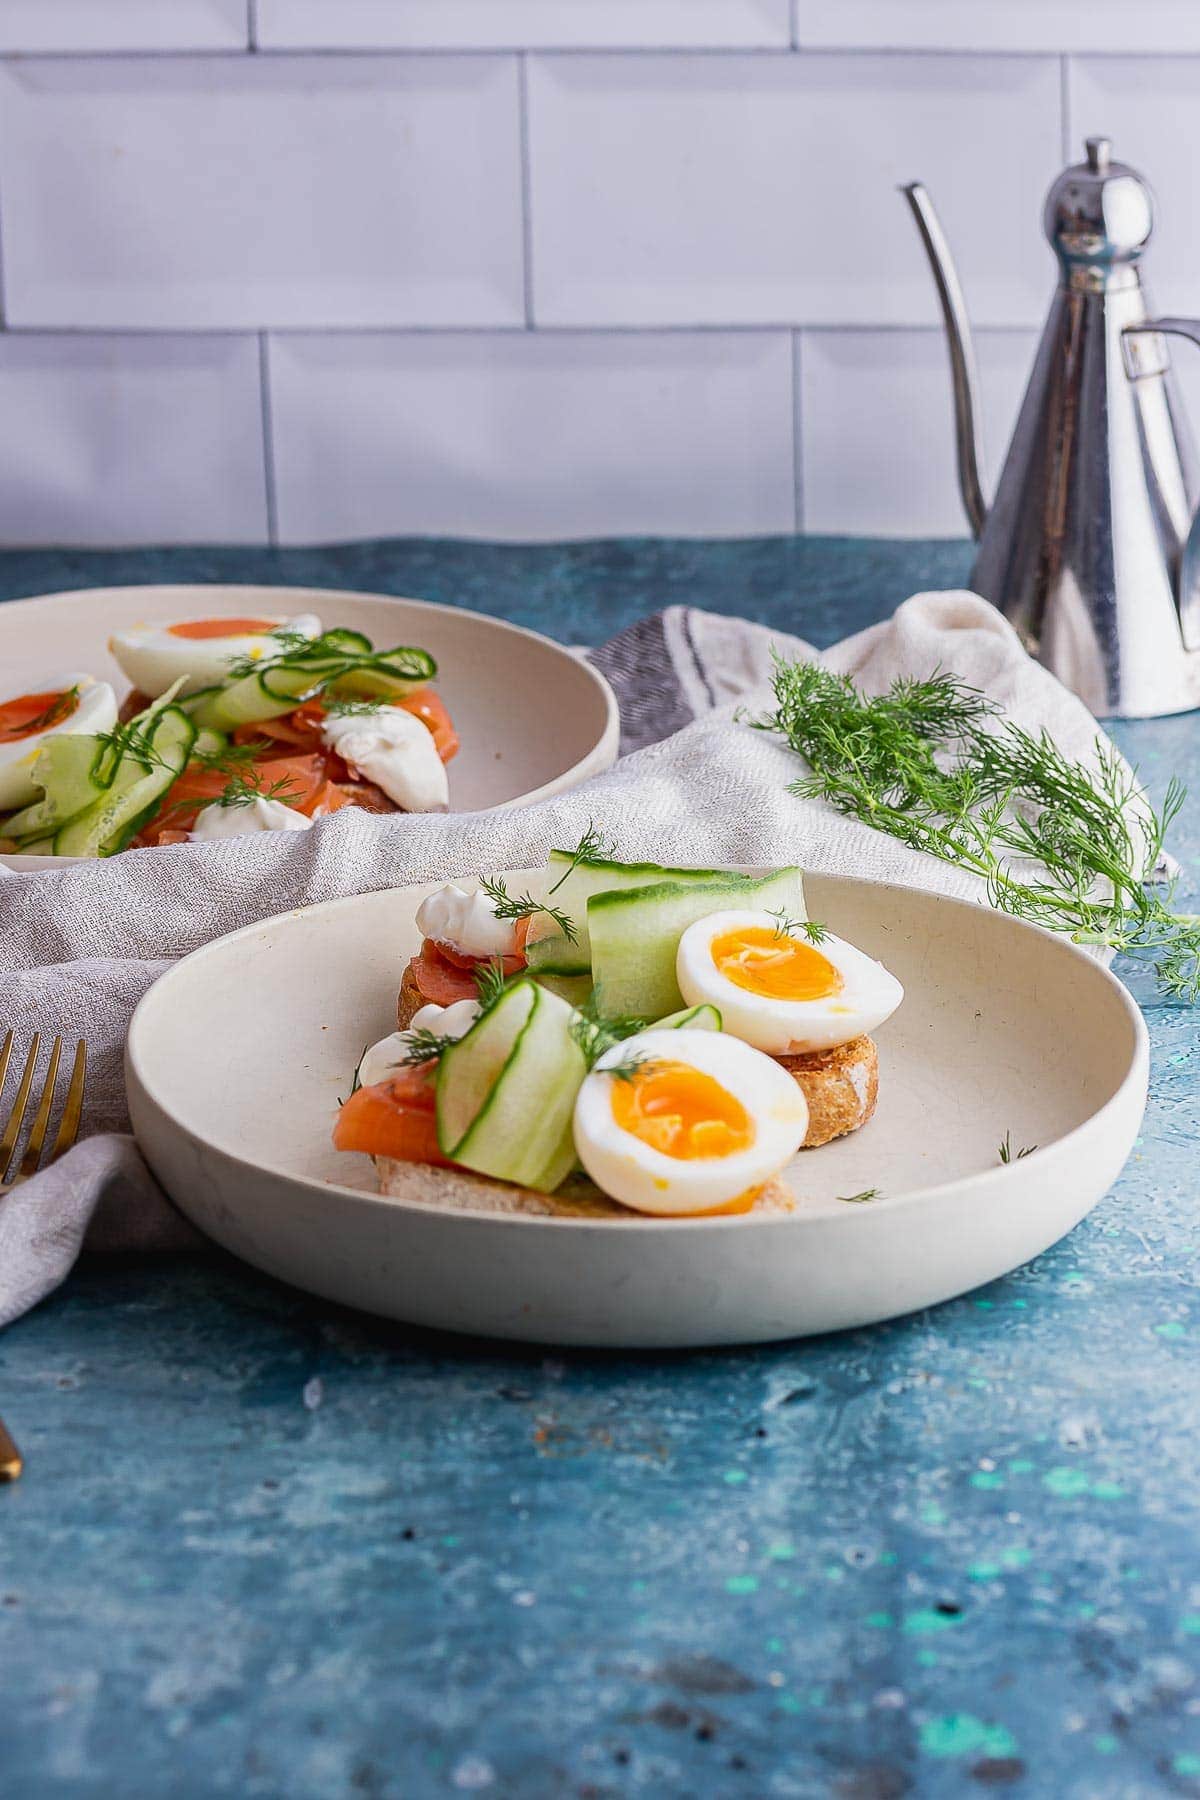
[791,329,805,532]
[1060,53,1072,163]
[517,54,536,328]
[257,331,280,546]
[0,322,1045,340]
[247,0,259,53]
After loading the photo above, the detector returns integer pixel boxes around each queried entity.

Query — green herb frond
[569,986,648,1069]
[218,771,303,810]
[998,1133,1037,1165]
[838,1188,881,1204]
[473,958,512,1016]
[547,822,619,894]
[478,874,578,944]
[398,1027,449,1068]
[750,656,1200,1005]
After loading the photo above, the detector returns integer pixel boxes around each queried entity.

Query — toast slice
[399,956,878,1151]
[374,1157,796,1220]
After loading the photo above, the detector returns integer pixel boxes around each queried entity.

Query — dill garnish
[323,696,387,718]
[569,987,647,1069]
[15,686,80,735]
[398,1027,449,1068]
[478,874,577,944]
[838,1188,881,1204]
[601,1052,654,1084]
[473,958,512,1016]
[217,771,303,810]
[747,657,1200,1003]
[998,1133,1037,1165]
[547,822,618,894]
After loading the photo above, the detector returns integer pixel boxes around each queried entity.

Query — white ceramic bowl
[126,870,1148,1348]
[0,583,619,866]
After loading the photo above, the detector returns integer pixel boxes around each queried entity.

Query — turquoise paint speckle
[903,1609,961,1636]
[971,1471,1005,1490]
[1183,1615,1200,1635]
[1174,1754,1200,1777]
[723,1468,748,1485]
[1094,1735,1119,1755]
[1008,1458,1035,1474]
[1043,1467,1091,1497]
[919,1715,1018,1759]
[1156,1320,1187,1339]
[724,1575,759,1596]
[1092,1480,1125,1500]
[917,1650,940,1668]
[879,1551,898,1566]
[1002,1547,1032,1569]
[864,1611,894,1629]
[968,1562,1002,1581]
[767,1541,795,1560]
[921,1503,948,1524]
[776,1695,804,1715]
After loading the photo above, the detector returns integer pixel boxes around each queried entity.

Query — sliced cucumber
[588,868,806,1019]
[191,727,228,762]
[54,707,196,858]
[527,852,750,973]
[437,980,586,1192]
[2,734,106,840]
[654,1003,722,1032]
[531,969,594,1009]
[191,642,438,730]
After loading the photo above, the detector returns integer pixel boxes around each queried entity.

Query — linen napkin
[0,591,1129,1326]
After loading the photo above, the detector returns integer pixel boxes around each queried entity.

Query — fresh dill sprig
[547,821,618,894]
[338,1043,371,1106]
[478,874,578,944]
[398,1026,449,1068]
[838,1188,881,1204]
[18,686,81,734]
[193,738,264,772]
[998,1133,1037,1165]
[766,910,829,945]
[323,696,387,718]
[746,656,1200,1004]
[217,771,303,810]
[569,986,648,1070]
[94,719,178,777]
[602,1052,655,1084]
[224,629,313,680]
[473,958,512,1016]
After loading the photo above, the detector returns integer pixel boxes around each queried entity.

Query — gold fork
[0,1032,88,1483]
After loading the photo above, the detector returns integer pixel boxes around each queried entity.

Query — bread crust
[397,958,425,1030]
[781,1034,878,1148]
[374,1157,796,1220]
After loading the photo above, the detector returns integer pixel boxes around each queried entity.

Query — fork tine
[0,1034,41,1184]
[17,1036,62,1181]
[48,1040,87,1164]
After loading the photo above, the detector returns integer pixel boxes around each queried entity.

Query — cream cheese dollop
[415,883,519,959]
[189,796,315,842]
[321,707,448,814]
[357,999,481,1088]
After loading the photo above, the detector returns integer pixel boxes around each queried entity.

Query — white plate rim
[125,869,1150,1234]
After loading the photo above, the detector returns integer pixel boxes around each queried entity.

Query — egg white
[676,909,903,1055]
[0,672,118,812]
[573,1027,808,1216]
[108,612,322,698]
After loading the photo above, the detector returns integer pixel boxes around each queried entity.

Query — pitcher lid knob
[1044,137,1153,268]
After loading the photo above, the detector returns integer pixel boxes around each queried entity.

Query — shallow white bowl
[126,871,1148,1348]
[0,583,619,866]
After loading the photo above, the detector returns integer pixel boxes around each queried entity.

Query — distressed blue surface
[2,536,1200,1799]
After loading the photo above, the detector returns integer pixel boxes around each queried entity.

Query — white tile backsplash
[258,1,790,50]
[795,1,1200,54]
[0,335,266,545]
[0,1,248,52]
[0,27,1175,545]
[0,56,524,330]
[800,328,1040,537]
[527,53,1062,330]
[268,331,796,542]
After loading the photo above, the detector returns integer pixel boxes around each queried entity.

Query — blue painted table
[2,538,1199,1799]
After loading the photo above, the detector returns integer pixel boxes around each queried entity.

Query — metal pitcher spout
[901,183,988,540]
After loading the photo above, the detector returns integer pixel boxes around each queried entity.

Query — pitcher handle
[1123,317,1200,651]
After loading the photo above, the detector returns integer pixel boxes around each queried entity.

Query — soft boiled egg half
[573,1027,809,1217]
[676,910,903,1055]
[108,612,322,698]
[0,672,118,811]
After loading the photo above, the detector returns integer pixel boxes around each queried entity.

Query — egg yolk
[0,688,79,743]
[710,925,843,1002]
[167,617,279,639]
[611,1060,754,1161]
